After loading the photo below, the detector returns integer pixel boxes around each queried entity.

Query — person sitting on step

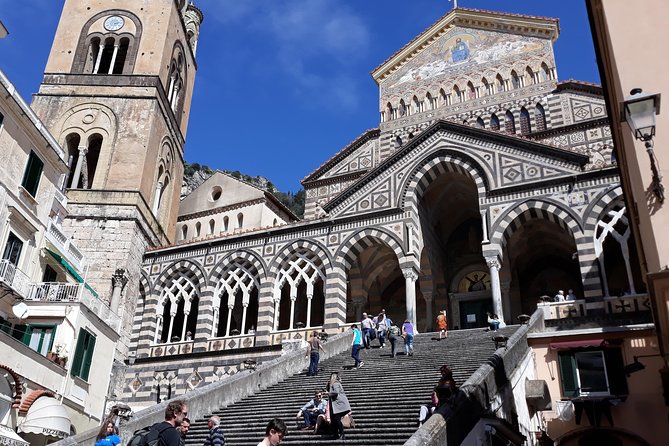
[419,365,458,426]
[296,390,327,430]
[487,312,500,331]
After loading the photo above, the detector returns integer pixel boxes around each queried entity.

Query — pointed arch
[452,85,462,102]
[490,113,500,131]
[412,95,420,114]
[399,99,407,117]
[426,92,435,110]
[335,228,406,271]
[541,62,552,81]
[399,150,490,211]
[535,103,547,131]
[466,81,476,100]
[482,77,491,96]
[519,107,532,134]
[511,70,521,89]
[439,88,448,106]
[525,66,535,85]
[476,117,485,129]
[505,110,516,134]
[495,74,505,92]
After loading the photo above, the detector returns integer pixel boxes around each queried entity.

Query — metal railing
[45,220,85,269]
[0,259,32,297]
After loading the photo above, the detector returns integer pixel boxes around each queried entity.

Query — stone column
[108,43,120,74]
[423,291,434,332]
[225,305,233,336]
[486,257,504,324]
[93,45,104,74]
[70,145,88,188]
[110,268,128,313]
[306,293,313,327]
[402,268,419,327]
[152,181,163,215]
[241,302,248,335]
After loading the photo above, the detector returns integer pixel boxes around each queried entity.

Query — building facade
[119,8,647,418]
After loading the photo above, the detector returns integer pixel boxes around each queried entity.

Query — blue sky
[0,0,599,192]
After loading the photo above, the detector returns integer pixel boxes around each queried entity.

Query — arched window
[541,62,552,81]
[157,272,200,343]
[195,222,201,237]
[385,102,392,121]
[273,218,278,226]
[152,142,174,217]
[467,81,476,100]
[490,113,500,131]
[476,117,485,128]
[237,213,244,229]
[452,85,462,103]
[525,66,535,85]
[65,133,82,188]
[399,99,407,117]
[482,78,491,96]
[214,259,261,337]
[209,219,215,235]
[439,88,448,106]
[495,74,505,93]
[511,70,521,89]
[394,135,402,148]
[181,225,188,241]
[505,110,516,134]
[74,12,141,75]
[223,216,229,232]
[535,103,547,131]
[426,92,436,110]
[82,133,103,189]
[412,95,420,114]
[519,107,532,134]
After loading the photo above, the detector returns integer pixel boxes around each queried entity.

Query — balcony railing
[25,281,121,332]
[0,259,32,297]
[45,220,85,271]
[539,294,651,321]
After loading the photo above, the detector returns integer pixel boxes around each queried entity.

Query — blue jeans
[378,330,386,347]
[308,352,320,376]
[303,409,321,426]
[362,328,372,349]
[351,344,361,366]
[489,321,500,331]
[404,334,414,354]
[389,335,397,356]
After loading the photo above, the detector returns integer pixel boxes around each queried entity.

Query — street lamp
[622,88,664,202]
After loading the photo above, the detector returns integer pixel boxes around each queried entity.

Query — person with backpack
[402,319,415,356]
[387,323,402,358]
[129,400,187,446]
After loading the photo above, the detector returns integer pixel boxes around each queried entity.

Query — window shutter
[21,151,44,197]
[71,329,86,378]
[604,348,629,396]
[81,334,96,381]
[558,351,579,397]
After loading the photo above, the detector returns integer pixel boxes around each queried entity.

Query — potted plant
[54,344,68,366]
[47,351,56,361]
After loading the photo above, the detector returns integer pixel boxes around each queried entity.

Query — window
[223,216,229,232]
[558,348,628,397]
[71,328,96,381]
[490,113,500,131]
[505,111,516,134]
[535,103,547,131]
[237,213,244,229]
[27,325,56,356]
[42,264,58,282]
[2,233,23,265]
[520,107,532,134]
[21,151,44,197]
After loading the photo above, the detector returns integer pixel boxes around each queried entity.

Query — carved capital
[111,268,129,290]
[485,257,501,270]
[402,268,419,282]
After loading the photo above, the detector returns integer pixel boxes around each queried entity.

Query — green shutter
[81,334,96,381]
[21,151,44,197]
[71,329,86,378]
[604,348,629,396]
[558,351,579,397]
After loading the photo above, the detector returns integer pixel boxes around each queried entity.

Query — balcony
[26,282,121,332]
[45,219,85,272]
[538,294,652,329]
[0,259,32,297]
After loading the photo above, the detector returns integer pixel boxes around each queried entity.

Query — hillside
[181,163,305,218]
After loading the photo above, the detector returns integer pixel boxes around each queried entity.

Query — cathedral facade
[120,8,639,407]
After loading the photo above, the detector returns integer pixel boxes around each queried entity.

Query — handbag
[342,413,355,428]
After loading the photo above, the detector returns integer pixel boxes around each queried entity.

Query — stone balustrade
[538,294,650,321]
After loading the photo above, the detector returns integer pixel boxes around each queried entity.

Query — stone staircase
[183,326,518,446]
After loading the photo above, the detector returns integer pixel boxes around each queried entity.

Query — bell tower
[31,0,204,358]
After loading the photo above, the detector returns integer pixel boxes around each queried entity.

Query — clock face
[104,16,125,32]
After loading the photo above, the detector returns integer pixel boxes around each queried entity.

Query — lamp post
[622,88,663,202]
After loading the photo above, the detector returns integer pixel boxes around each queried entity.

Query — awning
[0,425,29,446]
[549,339,607,350]
[18,396,70,439]
[45,249,98,297]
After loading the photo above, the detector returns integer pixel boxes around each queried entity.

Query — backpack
[127,423,170,446]
[388,325,401,337]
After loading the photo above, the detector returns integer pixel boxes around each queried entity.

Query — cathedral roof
[371,7,560,85]
[301,128,379,185]
[555,79,603,95]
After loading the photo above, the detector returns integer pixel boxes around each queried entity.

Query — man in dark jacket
[140,400,188,446]
[204,415,226,446]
